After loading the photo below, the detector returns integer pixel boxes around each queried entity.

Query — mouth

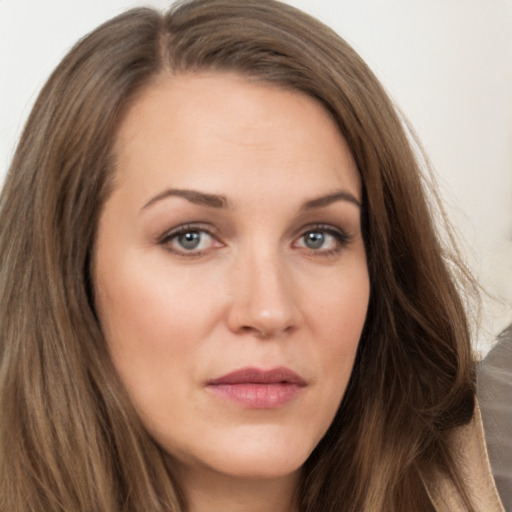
[207,367,307,409]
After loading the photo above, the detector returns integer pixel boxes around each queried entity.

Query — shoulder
[478,326,512,511]
[426,400,505,511]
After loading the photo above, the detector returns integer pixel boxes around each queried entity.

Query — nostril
[237,321,296,339]
[240,324,273,338]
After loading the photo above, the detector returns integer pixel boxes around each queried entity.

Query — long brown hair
[0,1,476,510]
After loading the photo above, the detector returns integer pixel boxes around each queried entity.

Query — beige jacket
[426,402,504,511]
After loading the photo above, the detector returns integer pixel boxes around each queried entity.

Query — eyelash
[159,223,221,258]
[158,223,352,258]
[293,224,351,257]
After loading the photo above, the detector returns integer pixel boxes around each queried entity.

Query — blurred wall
[1,0,511,352]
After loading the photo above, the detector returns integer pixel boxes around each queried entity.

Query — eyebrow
[301,190,361,210]
[141,187,361,212]
[141,189,229,211]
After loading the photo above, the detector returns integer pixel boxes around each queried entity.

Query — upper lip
[208,366,307,386]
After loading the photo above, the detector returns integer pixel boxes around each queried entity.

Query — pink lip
[207,367,306,409]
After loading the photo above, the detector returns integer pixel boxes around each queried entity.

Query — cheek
[96,246,217,342]
[299,264,369,416]
[93,248,222,414]
[305,264,369,351]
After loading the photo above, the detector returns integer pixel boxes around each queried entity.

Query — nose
[226,248,301,339]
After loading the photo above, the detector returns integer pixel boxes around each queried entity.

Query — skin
[93,73,370,512]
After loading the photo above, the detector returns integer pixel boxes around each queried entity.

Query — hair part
[0,1,477,510]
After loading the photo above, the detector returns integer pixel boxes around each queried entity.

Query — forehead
[112,72,361,205]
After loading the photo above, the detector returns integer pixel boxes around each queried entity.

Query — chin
[212,447,307,480]
[161,424,318,481]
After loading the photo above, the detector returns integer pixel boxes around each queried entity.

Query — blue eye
[296,227,348,254]
[176,231,203,250]
[303,231,326,249]
[162,227,218,254]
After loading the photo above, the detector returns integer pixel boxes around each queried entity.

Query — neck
[175,463,300,512]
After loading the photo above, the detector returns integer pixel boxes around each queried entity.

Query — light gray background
[1,0,511,353]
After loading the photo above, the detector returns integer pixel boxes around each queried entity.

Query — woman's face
[93,73,369,486]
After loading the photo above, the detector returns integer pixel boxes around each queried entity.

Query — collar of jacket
[425,400,504,511]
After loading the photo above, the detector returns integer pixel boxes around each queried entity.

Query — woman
[0,0,503,510]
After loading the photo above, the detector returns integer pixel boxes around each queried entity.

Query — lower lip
[208,383,304,409]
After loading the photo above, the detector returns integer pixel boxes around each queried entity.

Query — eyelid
[294,223,351,240]
[292,223,352,253]
[158,222,223,256]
